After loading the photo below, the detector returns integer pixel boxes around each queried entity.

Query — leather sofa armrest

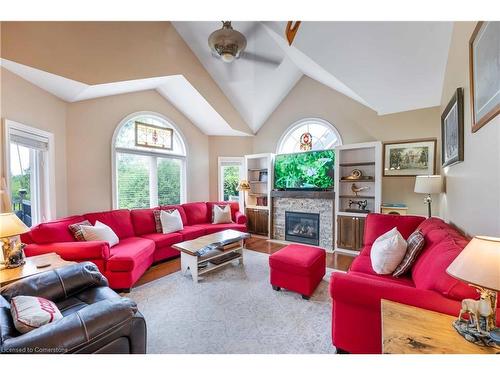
[330,272,461,317]
[1,262,108,302]
[24,241,110,262]
[235,211,247,225]
[1,297,138,354]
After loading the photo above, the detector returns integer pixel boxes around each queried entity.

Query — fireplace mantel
[270,190,334,199]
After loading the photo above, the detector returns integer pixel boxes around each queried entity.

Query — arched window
[112,112,187,209]
[276,118,342,154]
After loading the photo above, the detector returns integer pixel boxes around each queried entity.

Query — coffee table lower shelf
[180,247,243,282]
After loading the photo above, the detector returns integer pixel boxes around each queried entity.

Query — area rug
[129,250,337,354]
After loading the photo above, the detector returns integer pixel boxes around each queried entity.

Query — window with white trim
[113,114,187,209]
[5,121,55,227]
[218,157,244,202]
[276,118,342,154]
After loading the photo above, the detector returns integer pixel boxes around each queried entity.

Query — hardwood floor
[135,235,355,287]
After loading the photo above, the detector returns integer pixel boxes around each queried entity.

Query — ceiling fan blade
[241,51,281,67]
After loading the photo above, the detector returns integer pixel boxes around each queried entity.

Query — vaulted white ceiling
[0,58,249,136]
[173,21,453,131]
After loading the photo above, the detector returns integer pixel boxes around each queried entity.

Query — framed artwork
[135,121,173,150]
[469,21,500,132]
[383,139,436,177]
[441,88,464,167]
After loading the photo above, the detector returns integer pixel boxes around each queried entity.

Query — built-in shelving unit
[334,142,382,254]
[244,153,274,237]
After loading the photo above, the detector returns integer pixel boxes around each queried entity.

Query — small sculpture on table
[351,183,369,197]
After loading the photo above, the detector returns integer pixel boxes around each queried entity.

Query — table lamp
[0,212,30,268]
[414,175,442,218]
[446,236,500,346]
[237,179,251,210]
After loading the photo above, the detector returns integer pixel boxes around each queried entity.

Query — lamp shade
[414,175,443,194]
[0,212,30,238]
[446,236,500,291]
[237,179,251,191]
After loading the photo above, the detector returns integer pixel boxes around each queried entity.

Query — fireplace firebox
[285,211,320,246]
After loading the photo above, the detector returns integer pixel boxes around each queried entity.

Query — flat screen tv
[274,150,334,190]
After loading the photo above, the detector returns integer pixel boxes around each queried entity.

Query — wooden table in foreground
[173,229,249,283]
[381,299,499,354]
[0,252,76,288]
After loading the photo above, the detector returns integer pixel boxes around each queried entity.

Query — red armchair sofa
[21,201,247,290]
[330,213,500,354]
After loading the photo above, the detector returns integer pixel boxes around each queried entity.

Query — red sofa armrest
[330,272,461,316]
[235,211,247,225]
[24,241,110,263]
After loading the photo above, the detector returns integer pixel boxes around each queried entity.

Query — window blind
[10,128,49,151]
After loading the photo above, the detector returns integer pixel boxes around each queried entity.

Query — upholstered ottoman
[269,244,326,299]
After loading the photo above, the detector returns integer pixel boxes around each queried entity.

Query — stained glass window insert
[135,122,173,150]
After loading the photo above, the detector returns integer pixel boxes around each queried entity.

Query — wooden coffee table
[173,229,250,283]
[0,252,76,288]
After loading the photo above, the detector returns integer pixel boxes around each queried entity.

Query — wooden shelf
[248,168,268,172]
[339,162,376,167]
[340,178,375,182]
[249,181,267,184]
[339,195,375,199]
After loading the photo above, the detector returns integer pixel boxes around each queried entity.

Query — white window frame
[217,157,244,206]
[276,117,343,154]
[3,119,56,225]
[111,111,188,209]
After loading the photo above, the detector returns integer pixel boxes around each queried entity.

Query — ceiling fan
[208,21,281,66]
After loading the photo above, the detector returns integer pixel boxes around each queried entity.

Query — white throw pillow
[370,227,407,274]
[160,209,184,234]
[11,296,63,334]
[213,205,232,224]
[81,220,119,247]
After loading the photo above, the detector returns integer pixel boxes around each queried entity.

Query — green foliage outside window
[223,166,239,201]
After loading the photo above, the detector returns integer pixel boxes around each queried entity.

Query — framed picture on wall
[441,88,464,167]
[469,21,500,132]
[383,139,436,177]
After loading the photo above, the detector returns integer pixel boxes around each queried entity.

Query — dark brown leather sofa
[0,262,146,354]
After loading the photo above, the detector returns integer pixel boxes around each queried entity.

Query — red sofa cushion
[349,254,415,287]
[130,208,157,235]
[160,205,188,226]
[206,201,239,222]
[84,209,135,240]
[178,226,206,241]
[182,202,209,225]
[140,232,183,249]
[30,215,86,244]
[191,223,247,235]
[363,213,425,247]
[107,237,155,272]
[269,244,325,276]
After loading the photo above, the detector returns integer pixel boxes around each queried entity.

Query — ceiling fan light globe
[221,53,235,63]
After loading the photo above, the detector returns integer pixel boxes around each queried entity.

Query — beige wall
[0,68,68,217]
[438,22,500,236]
[65,90,210,215]
[251,76,441,216]
[208,136,253,201]
[0,21,252,135]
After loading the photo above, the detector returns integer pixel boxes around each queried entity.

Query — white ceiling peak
[1,58,250,136]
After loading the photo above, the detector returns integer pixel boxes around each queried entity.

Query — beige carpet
[129,250,336,354]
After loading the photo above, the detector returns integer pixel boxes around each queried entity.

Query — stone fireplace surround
[271,191,334,251]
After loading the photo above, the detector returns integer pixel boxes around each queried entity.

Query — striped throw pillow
[68,220,92,241]
[393,229,425,277]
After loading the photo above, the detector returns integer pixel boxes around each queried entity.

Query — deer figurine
[458,289,494,332]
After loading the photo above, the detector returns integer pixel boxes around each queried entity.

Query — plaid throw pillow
[393,229,425,277]
[68,220,92,241]
[153,209,175,233]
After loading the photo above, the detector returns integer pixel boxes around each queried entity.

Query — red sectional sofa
[330,213,500,354]
[21,201,247,290]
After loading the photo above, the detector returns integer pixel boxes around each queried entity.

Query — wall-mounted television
[274,150,334,190]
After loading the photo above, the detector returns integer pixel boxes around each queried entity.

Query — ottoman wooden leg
[301,294,310,300]
[272,285,281,291]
